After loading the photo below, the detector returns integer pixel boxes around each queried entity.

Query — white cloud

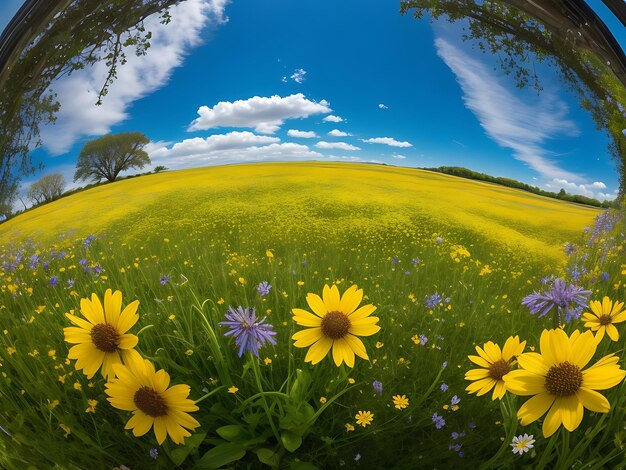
[362,137,412,148]
[150,131,279,158]
[40,0,227,155]
[392,154,407,159]
[378,103,388,109]
[322,115,343,123]
[287,129,318,138]
[290,68,307,84]
[435,37,581,181]
[148,139,324,169]
[328,129,350,137]
[315,141,360,151]
[549,178,614,200]
[188,93,331,134]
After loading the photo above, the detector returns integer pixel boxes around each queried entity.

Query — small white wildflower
[511,433,535,454]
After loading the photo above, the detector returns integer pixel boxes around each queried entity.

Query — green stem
[194,385,227,404]
[479,393,517,470]
[250,354,281,443]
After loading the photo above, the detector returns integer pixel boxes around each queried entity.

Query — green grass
[0,163,624,469]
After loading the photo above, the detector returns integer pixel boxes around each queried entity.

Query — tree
[0,184,18,221]
[74,132,151,183]
[153,165,168,173]
[0,0,181,201]
[27,173,65,204]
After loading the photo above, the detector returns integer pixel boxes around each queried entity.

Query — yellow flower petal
[339,285,363,315]
[304,337,333,364]
[542,399,563,437]
[517,353,549,376]
[606,323,619,342]
[577,387,610,413]
[468,355,490,368]
[323,285,341,311]
[292,309,323,327]
[568,330,597,368]
[292,328,323,347]
[465,369,490,380]
[517,392,555,425]
[306,293,327,317]
[343,334,369,360]
[348,304,377,321]
[503,370,547,396]
[560,395,583,432]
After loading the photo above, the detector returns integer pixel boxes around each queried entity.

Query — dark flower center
[90,323,120,352]
[598,314,612,325]
[321,311,351,340]
[545,361,582,396]
[134,386,168,417]
[488,359,511,380]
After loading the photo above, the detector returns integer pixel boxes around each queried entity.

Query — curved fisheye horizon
[0,0,625,212]
[0,1,626,469]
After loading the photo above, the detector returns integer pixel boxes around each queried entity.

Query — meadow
[0,162,624,469]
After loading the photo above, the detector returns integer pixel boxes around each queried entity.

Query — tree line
[423,166,619,208]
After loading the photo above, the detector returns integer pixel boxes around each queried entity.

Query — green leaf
[194,443,246,470]
[281,430,303,452]
[169,432,206,466]
[289,462,319,470]
[216,425,245,441]
[257,448,280,467]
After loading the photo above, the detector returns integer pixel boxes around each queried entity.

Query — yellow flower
[465,336,526,400]
[266,250,274,259]
[217,298,225,305]
[319,397,327,404]
[105,356,200,445]
[348,378,355,384]
[581,297,626,341]
[264,357,272,365]
[345,423,355,432]
[375,341,384,349]
[47,399,60,410]
[64,289,141,379]
[85,399,98,413]
[228,385,239,394]
[59,424,71,437]
[355,410,374,427]
[392,395,409,410]
[504,329,626,437]
[291,285,380,367]
[6,347,15,356]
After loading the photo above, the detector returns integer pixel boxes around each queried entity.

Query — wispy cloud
[287,129,318,138]
[362,137,412,148]
[290,68,307,84]
[315,141,360,151]
[435,37,581,181]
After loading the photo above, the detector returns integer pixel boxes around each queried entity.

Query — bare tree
[27,173,65,204]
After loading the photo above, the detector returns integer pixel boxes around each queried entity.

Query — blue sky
[1,0,624,201]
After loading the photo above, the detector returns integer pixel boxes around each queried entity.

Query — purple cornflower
[432,413,446,429]
[160,275,170,286]
[43,261,49,271]
[449,444,462,452]
[451,432,459,440]
[418,334,428,346]
[219,306,277,357]
[93,265,103,274]
[149,448,158,460]
[404,271,411,275]
[257,281,272,297]
[372,380,383,395]
[79,258,88,267]
[29,254,40,270]
[354,454,361,462]
[424,293,443,309]
[391,257,399,264]
[84,235,95,249]
[435,237,443,244]
[522,278,591,324]
[564,242,575,255]
[67,279,75,288]
[412,257,421,266]
[440,383,448,392]
[469,422,476,429]
[601,272,610,282]
[49,276,59,286]
[451,395,460,406]
[442,361,448,369]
